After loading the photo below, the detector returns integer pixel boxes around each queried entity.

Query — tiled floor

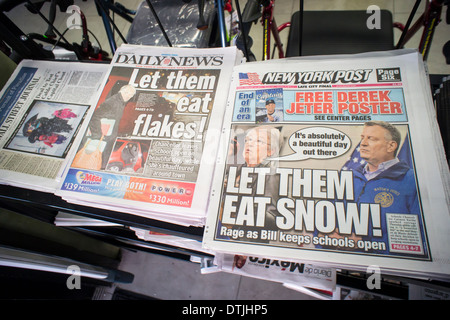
[4,0,449,300]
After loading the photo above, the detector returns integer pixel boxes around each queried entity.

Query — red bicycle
[395,0,447,61]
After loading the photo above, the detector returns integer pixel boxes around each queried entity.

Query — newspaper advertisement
[58,45,242,226]
[203,49,450,279]
[0,60,108,192]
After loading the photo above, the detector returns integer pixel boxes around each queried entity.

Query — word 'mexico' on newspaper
[203,49,450,280]
[0,60,108,192]
[57,44,243,227]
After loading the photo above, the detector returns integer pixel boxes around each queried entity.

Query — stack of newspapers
[1,45,449,283]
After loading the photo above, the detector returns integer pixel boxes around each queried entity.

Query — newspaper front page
[57,44,243,226]
[203,49,450,280]
[0,60,108,192]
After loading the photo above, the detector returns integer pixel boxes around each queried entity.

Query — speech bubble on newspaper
[269,127,351,161]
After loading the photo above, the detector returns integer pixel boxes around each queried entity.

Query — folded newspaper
[0,60,108,192]
[213,253,335,292]
[57,44,243,227]
[202,49,450,280]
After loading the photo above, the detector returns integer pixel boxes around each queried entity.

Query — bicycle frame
[260,0,289,60]
[0,0,135,61]
[95,0,135,54]
[1,0,291,62]
[395,0,446,61]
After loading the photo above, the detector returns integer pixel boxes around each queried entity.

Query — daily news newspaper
[57,44,243,226]
[0,60,108,192]
[203,49,450,280]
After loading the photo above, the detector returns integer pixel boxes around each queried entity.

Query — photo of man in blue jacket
[351,121,427,256]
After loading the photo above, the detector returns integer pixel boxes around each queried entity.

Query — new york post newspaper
[203,49,450,280]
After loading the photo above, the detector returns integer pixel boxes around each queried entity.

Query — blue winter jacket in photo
[352,160,428,256]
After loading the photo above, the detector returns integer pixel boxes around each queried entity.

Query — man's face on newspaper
[266,102,276,115]
[244,128,272,167]
[359,124,396,166]
[119,85,136,102]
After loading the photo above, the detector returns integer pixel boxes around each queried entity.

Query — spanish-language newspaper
[213,253,335,292]
[0,60,108,192]
[57,44,243,226]
[202,49,450,280]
